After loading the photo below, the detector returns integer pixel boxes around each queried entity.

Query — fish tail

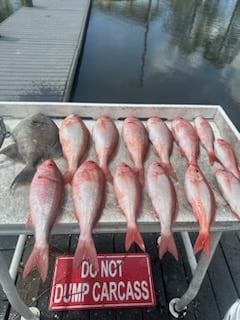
[158,234,178,260]
[101,164,113,183]
[135,166,145,186]
[23,242,49,282]
[10,166,36,191]
[125,225,145,252]
[194,231,211,258]
[161,162,178,181]
[73,237,99,272]
[208,151,217,166]
[63,169,75,185]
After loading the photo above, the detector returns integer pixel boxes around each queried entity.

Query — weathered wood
[161,234,196,319]
[0,0,91,102]
[142,233,169,320]
[35,235,70,320]
[220,232,240,295]
[62,235,89,320]
[114,234,142,320]
[208,242,239,318]
[181,233,221,320]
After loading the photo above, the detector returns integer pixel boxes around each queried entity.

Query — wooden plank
[220,232,240,295]
[160,234,196,319]
[88,234,116,320]
[181,233,221,320]
[114,233,142,320]
[62,234,89,320]
[0,301,9,320]
[0,0,91,102]
[142,233,169,320]
[0,236,18,301]
[208,242,239,318]
[35,235,70,320]
[8,236,41,320]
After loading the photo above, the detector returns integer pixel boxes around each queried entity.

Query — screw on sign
[49,253,156,310]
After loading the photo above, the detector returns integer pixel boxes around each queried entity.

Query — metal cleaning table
[0,102,239,319]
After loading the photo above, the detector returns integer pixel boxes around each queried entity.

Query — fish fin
[73,237,99,272]
[63,169,75,185]
[23,242,49,282]
[48,140,63,158]
[161,162,178,181]
[0,143,19,160]
[10,166,36,191]
[101,165,113,183]
[26,212,34,229]
[208,151,217,166]
[194,231,211,258]
[125,225,145,252]
[135,167,145,186]
[158,234,178,260]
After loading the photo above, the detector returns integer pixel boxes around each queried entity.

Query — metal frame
[169,231,222,318]
[0,103,239,319]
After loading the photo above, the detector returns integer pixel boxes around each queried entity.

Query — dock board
[0,0,90,102]
[2,232,239,320]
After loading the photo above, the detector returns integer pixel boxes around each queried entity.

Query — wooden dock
[0,0,91,102]
[0,232,240,320]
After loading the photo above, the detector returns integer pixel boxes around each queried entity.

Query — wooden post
[22,0,33,7]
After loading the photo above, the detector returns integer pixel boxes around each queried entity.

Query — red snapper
[23,159,64,282]
[72,161,106,272]
[147,161,178,260]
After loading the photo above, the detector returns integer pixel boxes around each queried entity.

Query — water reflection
[71,0,240,129]
[0,0,23,23]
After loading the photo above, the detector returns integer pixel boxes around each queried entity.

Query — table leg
[169,231,222,318]
[0,251,40,320]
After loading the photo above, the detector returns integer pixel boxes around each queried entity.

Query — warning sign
[49,253,156,310]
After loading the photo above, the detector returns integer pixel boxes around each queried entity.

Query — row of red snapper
[22,115,240,282]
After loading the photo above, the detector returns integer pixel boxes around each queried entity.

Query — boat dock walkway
[0,0,90,102]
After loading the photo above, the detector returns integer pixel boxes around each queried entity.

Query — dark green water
[71,0,240,130]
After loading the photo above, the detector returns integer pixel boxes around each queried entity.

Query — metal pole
[181,232,197,275]
[169,231,222,318]
[0,251,38,320]
[22,0,33,7]
[9,234,27,280]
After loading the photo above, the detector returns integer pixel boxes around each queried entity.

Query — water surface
[71,0,240,130]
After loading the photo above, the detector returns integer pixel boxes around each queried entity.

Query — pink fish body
[23,159,64,282]
[194,116,217,166]
[92,116,119,182]
[214,138,240,180]
[184,164,216,257]
[72,161,105,272]
[122,117,149,185]
[59,114,89,184]
[171,117,199,165]
[114,163,145,252]
[215,169,240,219]
[147,117,177,180]
[146,161,178,260]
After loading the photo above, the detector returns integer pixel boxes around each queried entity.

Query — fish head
[37,159,60,178]
[186,164,203,183]
[60,114,80,128]
[115,162,131,176]
[147,117,161,125]
[98,116,111,124]
[148,161,165,176]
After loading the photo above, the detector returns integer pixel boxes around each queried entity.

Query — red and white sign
[49,253,156,310]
